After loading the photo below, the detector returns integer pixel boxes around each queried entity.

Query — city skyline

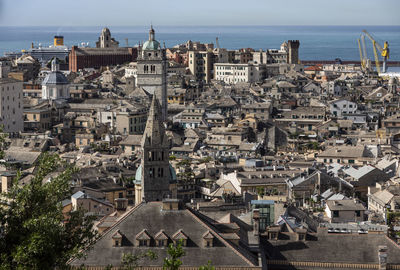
[0,0,399,26]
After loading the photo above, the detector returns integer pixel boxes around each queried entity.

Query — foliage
[199,261,215,270]
[0,127,7,160]
[121,251,157,270]
[177,159,191,167]
[199,156,212,164]
[289,132,299,139]
[163,240,185,270]
[0,153,98,270]
[169,155,177,161]
[177,171,195,182]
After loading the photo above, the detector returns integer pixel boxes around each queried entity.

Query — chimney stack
[378,245,388,270]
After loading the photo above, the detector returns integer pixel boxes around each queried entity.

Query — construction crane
[362,30,390,73]
[357,35,369,71]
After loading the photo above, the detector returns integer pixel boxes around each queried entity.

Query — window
[333,210,339,217]
[119,192,123,198]
[355,210,361,217]
[139,240,147,246]
[158,240,165,247]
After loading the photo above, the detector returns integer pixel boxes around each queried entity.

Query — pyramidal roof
[141,95,168,148]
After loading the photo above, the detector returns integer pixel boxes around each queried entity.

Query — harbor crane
[361,30,390,73]
[357,34,369,71]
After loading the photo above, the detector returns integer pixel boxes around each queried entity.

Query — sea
[0,25,400,70]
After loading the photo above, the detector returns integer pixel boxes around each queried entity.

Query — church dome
[42,58,69,85]
[142,26,161,51]
[134,164,177,184]
[142,40,160,51]
[42,72,69,85]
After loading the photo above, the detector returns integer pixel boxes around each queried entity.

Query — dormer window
[136,229,151,247]
[172,229,188,247]
[155,230,169,247]
[202,231,214,248]
[112,230,123,247]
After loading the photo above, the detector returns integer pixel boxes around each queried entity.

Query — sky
[0,0,399,26]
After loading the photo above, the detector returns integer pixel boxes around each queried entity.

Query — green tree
[163,240,185,270]
[199,260,215,270]
[0,127,7,160]
[121,251,157,270]
[0,153,98,270]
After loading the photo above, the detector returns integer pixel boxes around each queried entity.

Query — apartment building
[188,51,213,83]
[0,74,23,133]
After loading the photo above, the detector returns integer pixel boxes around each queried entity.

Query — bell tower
[135,95,173,203]
[136,26,168,121]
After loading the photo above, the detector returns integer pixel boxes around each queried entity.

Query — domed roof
[134,164,177,185]
[42,71,69,85]
[142,40,160,51]
[142,25,161,51]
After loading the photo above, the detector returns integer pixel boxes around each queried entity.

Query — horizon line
[0,24,399,28]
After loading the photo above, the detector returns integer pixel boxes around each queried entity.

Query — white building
[214,63,261,84]
[330,99,358,118]
[125,62,137,87]
[41,58,70,100]
[0,78,23,133]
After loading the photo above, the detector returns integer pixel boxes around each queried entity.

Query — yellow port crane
[362,30,390,73]
[357,34,368,71]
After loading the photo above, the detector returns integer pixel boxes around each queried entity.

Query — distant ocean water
[0,25,399,68]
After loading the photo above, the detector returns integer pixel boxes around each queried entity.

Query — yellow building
[167,88,186,105]
[24,108,52,131]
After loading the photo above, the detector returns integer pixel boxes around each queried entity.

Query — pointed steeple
[141,94,167,148]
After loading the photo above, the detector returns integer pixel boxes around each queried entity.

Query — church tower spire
[141,94,168,148]
[135,94,175,204]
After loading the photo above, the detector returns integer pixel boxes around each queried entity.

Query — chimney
[252,209,260,236]
[162,198,180,211]
[378,245,388,270]
[115,198,128,213]
[1,173,15,193]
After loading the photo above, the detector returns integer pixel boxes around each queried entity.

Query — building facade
[69,46,137,72]
[214,63,261,83]
[188,51,213,83]
[0,78,23,133]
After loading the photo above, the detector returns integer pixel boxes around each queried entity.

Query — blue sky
[0,0,399,26]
